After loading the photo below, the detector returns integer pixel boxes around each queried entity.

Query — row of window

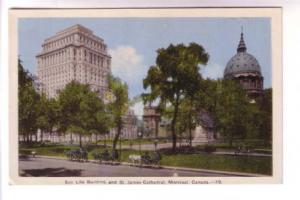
[43,33,107,52]
[239,79,262,89]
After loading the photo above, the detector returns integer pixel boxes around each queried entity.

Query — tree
[58,81,101,147]
[108,75,129,152]
[143,43,209,151]
[18,59,40,142]
[36,93,59,142]
[255,88,272,145]
[212,80,251,147]
[88,92,112,145]
[36,93,49,142]
[176,98,200,146]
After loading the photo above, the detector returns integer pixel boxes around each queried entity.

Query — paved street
[19,157,245,177]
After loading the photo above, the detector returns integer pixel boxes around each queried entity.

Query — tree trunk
[113,120,122,151]
[188,97,194,147]
[70,133,73,144]
[188,110,193,147]
[155,118,159,139]
[229,132,233,147]
[189,126,192,147]
[41,130,44,142]
[171,95,180,152]
[95,134,98,147]
[79,134,82,148]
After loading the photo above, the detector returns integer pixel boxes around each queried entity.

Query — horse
[128,154,142,165]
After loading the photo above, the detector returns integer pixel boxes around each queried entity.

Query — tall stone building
[36,24,111,98]
[224,31,264,98]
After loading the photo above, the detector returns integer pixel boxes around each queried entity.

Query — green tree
[255,88,272,146]
[213,80,251,147]
[87,91,112,145]
[58,81,101,147]
[143,43,209,151]
[36,93,59,142]
[18,59,40,143]
[108,75,129,152]
[36,93,49,142]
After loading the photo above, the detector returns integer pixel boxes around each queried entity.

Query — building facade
[108,109,138,140]
[143,106,161,138]
[224,31,264,98]
[36,24,111,98]
[34,24,139,143]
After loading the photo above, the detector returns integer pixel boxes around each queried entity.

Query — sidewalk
[110,143,272,157]
[212,151,271,157]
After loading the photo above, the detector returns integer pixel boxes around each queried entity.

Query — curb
[35,155,266,177]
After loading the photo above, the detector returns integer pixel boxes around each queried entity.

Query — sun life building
[36,24,111,99]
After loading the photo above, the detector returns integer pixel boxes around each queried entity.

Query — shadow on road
[19,155,33,161]
[20,167,82,177]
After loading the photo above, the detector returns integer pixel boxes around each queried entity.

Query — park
[18,24,272,177]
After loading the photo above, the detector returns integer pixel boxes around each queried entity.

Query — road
[19,157,245,177]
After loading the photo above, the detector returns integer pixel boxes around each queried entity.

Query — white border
[8,8,282,185]
[0,0,299,200]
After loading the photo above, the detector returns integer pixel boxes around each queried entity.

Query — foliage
[57,81,108,147]
[36,94,59,141]
[143,43,209,151]
[199,79,272,147]
[215,80,252,146]
[107,75,129,151]
[255,88,272,145]
[18,59,40,141]
[203,145,217,153]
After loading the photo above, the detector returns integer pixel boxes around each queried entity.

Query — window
[89,52,92,63]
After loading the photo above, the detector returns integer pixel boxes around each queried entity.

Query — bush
[203,145,216,153]
[19,149,32,155]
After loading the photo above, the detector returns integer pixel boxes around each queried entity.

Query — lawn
[19,144,272,175]
[160,153,272,175]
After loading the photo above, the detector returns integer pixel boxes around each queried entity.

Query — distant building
[34,24,138,143]
[36,24,111,98]
[109,109,138,140]
[143,106,161,138]
[224,31,264,98]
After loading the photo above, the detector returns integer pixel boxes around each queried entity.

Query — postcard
[9,8,282,184]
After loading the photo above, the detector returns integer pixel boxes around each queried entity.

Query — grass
[160,153,272,175]
[19,144,272,175]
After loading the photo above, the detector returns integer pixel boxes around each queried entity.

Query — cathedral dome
[224,32,262,78]
[223,30,264,98]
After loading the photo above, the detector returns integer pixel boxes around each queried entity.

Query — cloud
[130,101,144,119]
[201,62,224,80]
[109,45,148,97]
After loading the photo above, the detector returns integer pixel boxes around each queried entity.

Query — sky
[19,18,271,117]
